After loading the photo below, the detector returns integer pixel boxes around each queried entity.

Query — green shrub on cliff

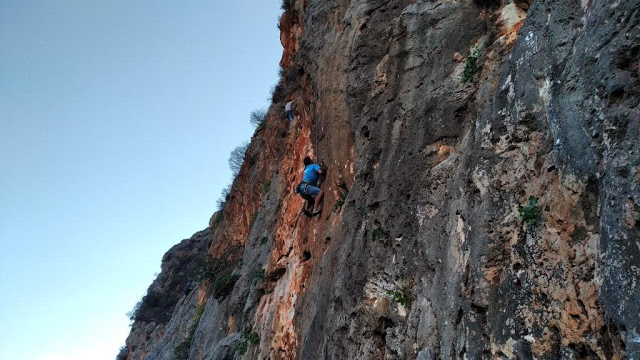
[262,180,271,196]
[386,274,413,307]
[461,48,480,83]
[216,184,231,211]
[332,191,347,213]
[174,341,190,360]
[281,0,291,11]
[250,108,268,128]
[213,274,240,298]
[193,255,222,282]
[270,65,302,104]
[358,205,366,216]
[174,303,207,360]
[116,346,128,360]
[127,290,175,324]
[372,227,385,242]
[229,142,249,177]
[269,82,286,104]
[243,324,260,344]
[234,323,260,355]
[191,253,242,299]
[387,288,410,306]
[252,269,265,282]
[518,196,541,226]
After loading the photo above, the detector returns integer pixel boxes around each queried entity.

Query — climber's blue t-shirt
[303,164,321,185]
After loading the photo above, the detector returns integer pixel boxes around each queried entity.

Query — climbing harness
[296,180,312,196]
[295,180,316,204]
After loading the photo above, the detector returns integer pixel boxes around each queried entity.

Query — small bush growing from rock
[243,324,260,344]
[270,66,302,104]
[461,48,480,83]
[234,338,248,355]
[518,196,541,226]
[270,82,286,104]
[253,269,266,282]
[234,323,260,355]
[116,346,128,360]
[174,303,207,360]
[174,341,190,360]
[358,205,366,216]
[250,108,268,128]
[372,227,385,241]
[262,180,271,196]
[229,142,249,177]
[281,0,291,11]
[260,236,268,245]
[127,290,176,324]
[634,204,640,221]
[191,254,242,298]
[216,184,231,211]
[333,192,348,213]
[212,274,240,298]
[386,274,413,306]
[193,256,222,282]
[387,289,410,306]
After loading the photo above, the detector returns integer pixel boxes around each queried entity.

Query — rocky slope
[120,0,640,359]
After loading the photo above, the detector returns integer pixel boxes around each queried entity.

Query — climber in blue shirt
[183,281,193,296]
[295,156,324,216]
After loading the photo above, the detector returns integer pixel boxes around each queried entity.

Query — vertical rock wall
[121,0,640,359]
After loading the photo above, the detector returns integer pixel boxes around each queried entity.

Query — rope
[313,90,320,162]
[314,114,319,160]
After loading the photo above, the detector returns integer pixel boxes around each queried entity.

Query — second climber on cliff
[295,156,324,217]
[285,95,297,123]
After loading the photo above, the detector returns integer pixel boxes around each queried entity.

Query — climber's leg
[306,185,323,215]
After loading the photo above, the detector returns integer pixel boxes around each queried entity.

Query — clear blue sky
[0,1,282,359]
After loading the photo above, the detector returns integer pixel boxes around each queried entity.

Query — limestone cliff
[120,0,640,359]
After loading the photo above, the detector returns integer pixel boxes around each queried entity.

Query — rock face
[120,0,640,359]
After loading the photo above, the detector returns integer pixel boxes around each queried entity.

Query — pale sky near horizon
[0,1,283,359]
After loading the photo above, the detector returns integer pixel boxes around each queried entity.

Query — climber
[182,281,193,296]
[284,95,297,123]
[295,156,324,217]
[176,281,194,306]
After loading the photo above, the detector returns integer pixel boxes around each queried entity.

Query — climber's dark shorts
[305,185,321,196]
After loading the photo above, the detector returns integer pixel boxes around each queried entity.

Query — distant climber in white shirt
[285,96,297,123]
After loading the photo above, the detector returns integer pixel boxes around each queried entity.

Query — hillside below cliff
[120,0,640,359]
